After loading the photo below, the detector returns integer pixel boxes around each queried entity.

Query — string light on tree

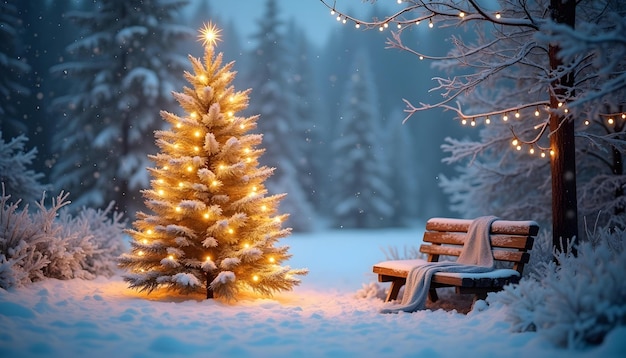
[119,22,307,301]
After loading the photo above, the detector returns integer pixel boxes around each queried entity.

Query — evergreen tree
[50,0,193,216]
[246,0,315,231]
[285,22,325,212]
[0,133,47,203]
[119,24,307,300]
[0,0,30,139]
[19,0,79,176]
[330,52,393,228]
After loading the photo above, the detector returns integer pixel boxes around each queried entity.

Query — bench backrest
[420,218,539,274]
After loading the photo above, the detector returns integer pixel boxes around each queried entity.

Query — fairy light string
[319,0,626,158]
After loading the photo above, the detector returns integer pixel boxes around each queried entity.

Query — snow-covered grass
[1,227,625,358]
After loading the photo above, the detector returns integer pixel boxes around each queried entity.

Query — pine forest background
[3,0,487,231]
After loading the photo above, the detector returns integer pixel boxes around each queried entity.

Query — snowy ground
[1,227,625,358]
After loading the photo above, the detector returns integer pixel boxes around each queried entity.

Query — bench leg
[386,279,404,302]
[428,288,439,302]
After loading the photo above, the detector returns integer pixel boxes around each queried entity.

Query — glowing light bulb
[168,255,174,260]
[211,180,218,186]
[195,131,201,137]
[175,206,181,212]
[138,250,144,256]
[228,228,234,234]
[459,12,465,18]
[229,96,235,103]
[158,189,164,196]
[419,55,424,60]
[564,108,569,113]
[514,111,520,118]
[516,145,522,151]
[336,15,341,21]
[608,117,615,125]
[244,243,250,248]
[252,275,259,282]
[206,256,211,261]
[330,9,335,15]
[470,119,476,127]
[529,147,535,155]
[541,152,546,158]
[163,165,169,170]
[584,119,590,126]
[503,113,508,121]
[187,166,193,172]
[199,74,207,83]
[194,146,200,152]
[239,124,245,129]
[397,23,402,29]
[558,102,563,107]
[415,20,420,25]
[428,19,433,28]
[461,119,467,125]
[269,257,275,263]
[534,108,540,117]
[191,112,198,119]
[228,111,234,117]
[355,23,360,28]
[384,23,389,28]
[379,26,384,31]
[512,139,519,146]
[147,229,153,235]
[622,113,625,119]
[495,12,501,19]
[550,150,555,156]
[261,205,267,211]
[158,179,164,184]
[178,182,184,188]
[218,164,225,170]
[204,213,210,219]
[176,123,182,128]
[142,239,148,244]
[342,17,347,24]
[485,117,491,124]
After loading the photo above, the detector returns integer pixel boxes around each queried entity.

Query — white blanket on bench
[380,215,498,314]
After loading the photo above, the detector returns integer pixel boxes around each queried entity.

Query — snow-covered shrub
[0,133,48,204]
[0,188,125,289]
[489,228,626,349]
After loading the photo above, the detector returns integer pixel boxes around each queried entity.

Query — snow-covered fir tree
[119,23,307,300]
[245,0,315,231]
[330,52,394,228]
[285,22,325,213]
[50,0,193,216]
[0,133,47,204]
[0,0,30,139]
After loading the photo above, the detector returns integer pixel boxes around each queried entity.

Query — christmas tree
[119,23,307,300]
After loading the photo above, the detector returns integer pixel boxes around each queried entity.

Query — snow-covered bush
[489,228,626,349]
[0,133,48,204]
[0,188,125,289]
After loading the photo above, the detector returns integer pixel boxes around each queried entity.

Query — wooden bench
[373,217,539,304]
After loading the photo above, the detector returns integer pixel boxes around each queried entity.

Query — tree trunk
[549,0,578,253]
